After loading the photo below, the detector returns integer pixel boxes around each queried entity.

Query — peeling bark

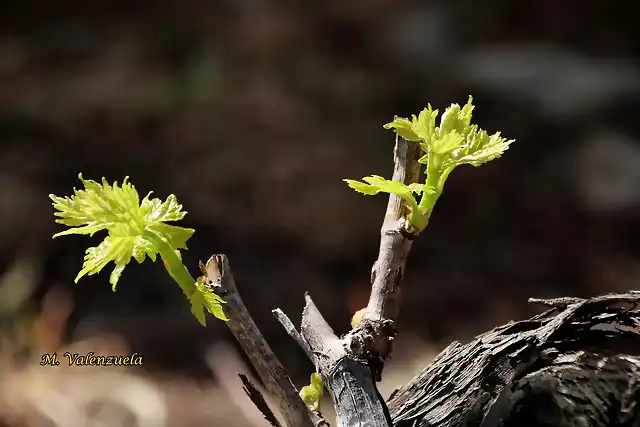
[388,292,640,427]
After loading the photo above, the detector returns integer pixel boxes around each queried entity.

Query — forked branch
[271,136,423,426]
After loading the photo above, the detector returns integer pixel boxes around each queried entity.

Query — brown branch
[365,134,423,323]
[202,254,316,427]
[343,135,423,380]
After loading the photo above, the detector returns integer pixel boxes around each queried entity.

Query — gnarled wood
[388,292,640,427]
[301,293,393,427]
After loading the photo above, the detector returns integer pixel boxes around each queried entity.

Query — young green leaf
[344,175,419,213]
[50,174,228,324]
[344,176,434,230]
[437,96,474,137]
[442,126,514,170]
[51,175,141,237]
[413,105,438,143]
[299,373,324,412]
[372,96,515,230]
[382,118,421,141]
[50,174,194,289]
[383,106,439,144]
[431,130,464,155]
[191,279,227,326]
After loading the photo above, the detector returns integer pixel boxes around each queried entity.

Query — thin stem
[153,235,196,298]
[363,135,422,331]
[417,152,443,221]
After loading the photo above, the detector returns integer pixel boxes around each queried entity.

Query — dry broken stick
[202,254,317,427]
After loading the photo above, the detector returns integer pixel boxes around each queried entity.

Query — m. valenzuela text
[40,352,144,366]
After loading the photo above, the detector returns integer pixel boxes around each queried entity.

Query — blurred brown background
[0,1,639,426]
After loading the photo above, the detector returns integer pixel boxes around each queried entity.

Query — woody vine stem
[50,97,515,427]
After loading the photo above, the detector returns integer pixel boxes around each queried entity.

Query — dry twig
[202,254,316,427]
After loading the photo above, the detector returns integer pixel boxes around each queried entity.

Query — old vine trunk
[387,292,640,427]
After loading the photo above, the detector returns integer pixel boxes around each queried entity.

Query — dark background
[0,1,638,426]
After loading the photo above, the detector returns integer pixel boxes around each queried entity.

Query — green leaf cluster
[50,174,226,326]
[299,372,324,412]
[344,96,515,231]
[344,176,435,230]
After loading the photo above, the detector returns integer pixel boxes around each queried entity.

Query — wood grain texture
[388,292,640,427]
